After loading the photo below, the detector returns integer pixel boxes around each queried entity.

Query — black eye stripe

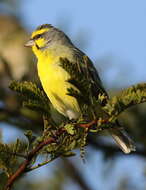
[32,34,43,40]
[32,31,48,40]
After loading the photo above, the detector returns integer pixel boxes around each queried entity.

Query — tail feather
[109,129,136,154]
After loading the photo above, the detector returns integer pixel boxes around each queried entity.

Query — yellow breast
[37,53,81,119]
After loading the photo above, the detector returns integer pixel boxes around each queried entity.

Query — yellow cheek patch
[35,38,46,48]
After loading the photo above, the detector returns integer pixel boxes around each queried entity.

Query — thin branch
[78,118,109,129]
[25,155,59,172]
[5,137,56,190]
[79,119,98,128]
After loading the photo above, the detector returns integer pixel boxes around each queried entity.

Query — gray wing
[72,47,108,99]
[71,48,136,153]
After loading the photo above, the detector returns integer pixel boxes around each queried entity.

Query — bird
[25,24,136,153]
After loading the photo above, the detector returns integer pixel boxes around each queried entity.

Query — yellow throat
[36,48,81,120]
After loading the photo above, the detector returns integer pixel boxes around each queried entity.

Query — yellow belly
[37,56,81,119]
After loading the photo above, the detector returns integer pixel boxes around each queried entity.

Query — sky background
[1,0,146,189]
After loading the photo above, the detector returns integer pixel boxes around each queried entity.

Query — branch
[5,137,55,190]
[78,118,109,129]
[25,155,59,172]
[103,83,146,118]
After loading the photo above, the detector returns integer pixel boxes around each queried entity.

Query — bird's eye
[33,34,42,40]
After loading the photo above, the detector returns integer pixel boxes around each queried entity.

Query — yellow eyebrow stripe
[31,28,49,38]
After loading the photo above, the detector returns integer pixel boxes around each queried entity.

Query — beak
[24,39,35,47]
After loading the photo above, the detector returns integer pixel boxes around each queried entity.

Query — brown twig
[79,119,98,128]
[78,119,108,128]
[5,137,55,190]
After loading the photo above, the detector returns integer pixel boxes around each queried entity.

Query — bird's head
[25,24,72,57]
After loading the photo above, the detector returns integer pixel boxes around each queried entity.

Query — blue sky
[20,0,146,88]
